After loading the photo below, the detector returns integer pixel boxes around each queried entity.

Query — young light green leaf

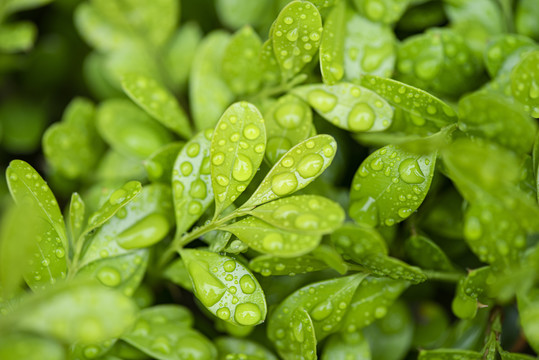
[349,144,436,227]
[121,305,217,360]
[405,235,454,272]
[511,50,539,118]
[322,331,371,360]
[341,277,409,331]
[260,38,281,86]
[276,307,317,360]
[484,34,536,78]
[144,142,184,183]
[249,195,345,235]
[452,267,491,319]
[458,92,536,154]
[96,150,147,183]
[517,289,539,353]
[181,249,267,326]
[272,1,322,80]
[268,273,367,344]
[419,349,482,360]
[164,22,202,90]
[215,337,278,360]
[211,102,266,217]
[190,31,234,130]
[0,334,65,360]
[515,0,539,41]
[249,254,328,277]
[0,21,36,52]
[264,94,313,164]
[216,0,273,29]
[292,83,393,132]
[77,250,149,296]
[81,183,171,266]
[43,97,105,180]
[343,8,397,80]
[13,283,137,344]
[360,75,458,126]
[96,99,173,159]
[352,0,410,24]
[68,192,85,247]
[6,160,68,249]
[163,259,193,291]
[242,135,337,208]
[320,1,345,85]
[121,73,192,139]
[222,216,321,257]
[172,130,214,236]
[222,26,263,95]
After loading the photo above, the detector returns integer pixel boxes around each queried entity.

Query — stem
[423,270,463,283]
[157,207,253,269]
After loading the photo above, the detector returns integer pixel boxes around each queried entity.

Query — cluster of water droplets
[511,50,539,118]
[250,254,327,277]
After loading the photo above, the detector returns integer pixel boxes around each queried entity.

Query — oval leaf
[319,1,345,85]
[249,254,328,277]
[144,142,185,183]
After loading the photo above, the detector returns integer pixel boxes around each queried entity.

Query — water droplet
[464,216,482,241]
[529,81,539,99]
[232,154,253,182]
[173,181,184,197]
[109,188,127,205]
[294,214,319,230]
[97,266,121,287]
[234,303,261,325]
[189,179,207,199]
[188,201,202,215]
[273,204,299,220]
[398,208,412,219]
[240,274,256,294]
[297,154,324,178]
[284,16,294,24]
[370,157,384,171]
[55,248,65,258]
[275,102,304,129]
[187,143,200,157]
[398,159,425,184]
[117,213,171,249]
[254,143,265,153]
[271,173,298,196]
[230,133,240,142]
[281,156,294,168]
[262,233,284,252]
[83,345,99,359]
[349,196,378,227]
[243,124,260,140]
[311,299,333,321]
[309,32,320,41]
[414,58,439,80]
[374,306,387,318]
[348,103,375,131]
[223,260,236,272]
[212,153,225,166]
[151,336,171,354]
[286,28,298,42]
[188,261,226,307]
[217,307,231,320]
[307,90,337,113]
[293,319,305,342]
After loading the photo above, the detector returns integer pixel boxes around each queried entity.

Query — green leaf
[181,249,267,326]
[516,0,539,41]
[363,254,427,284]
[331,223,388,260]
[517,289,539,353]
[249,195,345,235]
[13,283,137,344]
[211,102,266,217]
[268,273,367,345]
[5,0,53,14]
[0,21,36,52]
[272,0,322,81]
[458,92,537,154]
[121,305,217,360]
[293,83,393,132]
[260,38,281,86]
[352,0,410,24]
[360,75,458,126]
[342,8,397,80]
[0,334,65,360]
[405,235,454,271]
[215,336,278,360]
[500,351,538,360]
[144,142,185,183]
[121,73,192,139]
[451,267,491,319]
[68,192,85,247]
[312,243,349,275]
[172,130,214,236]
[342,277,409,332]
[249,254,328,276]
[242,135,337,208]
[264,94,313,164]
[83,181,143,239]
[96,99,173,159]
[511,50,539,118]
[163,259,193,291]
[43,97,105,179]
[81,183,171,266]
[419,349,482,360]
[216,0,273,29]
[222,216,321,257]
[484,34,535,78]
[321,331,371,360]
[222,26,263,95]
[164,22,203,90]
[319,1,345,85]
[190,31,234,130]
[96,150,147,183]
[349,144,436,227]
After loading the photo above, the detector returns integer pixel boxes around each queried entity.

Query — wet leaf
[181,249,267,326]
[321,331,371,360]
[511,50,539,118]
[419,349,482,360]
[517,288,539,353]
[144,142,185,183]
[405,235,454,271]
[121,73,192,139]
[352,0,410,24]
[163,259,193,291]
[68,192,85,247]
[0,334,65,360]
[319,1,345,85]
[215,336,278,360]
[249,254,328,277]
[211,102,266,217]
[292,83,393,132]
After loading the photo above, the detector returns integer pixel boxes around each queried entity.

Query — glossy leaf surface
[322,331,371,360]
[181,249,267,326]
[511,50,539,118]
[215,337,278,360]
[0,334,64,360]
[292,83,393,132]
[249,254,327,277]
[211,102,266,217]
[68,192,85,246]
[353,0,410,24]
[144,142,184,183]
[319,1,345,85]
[405,235,454,271]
